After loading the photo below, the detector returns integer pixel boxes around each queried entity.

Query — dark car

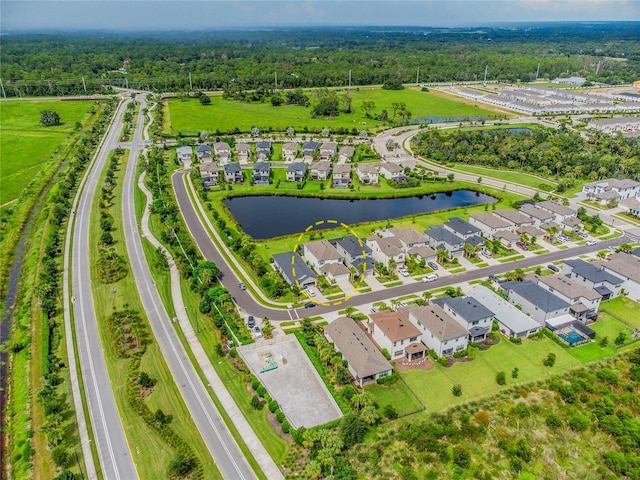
[489,274,502,283]
[427,261,439,271]
[547,264,560,273]
[247,315,255,328]
[304,302,316,309]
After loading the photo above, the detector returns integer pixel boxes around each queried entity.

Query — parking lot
[237,334,343,429]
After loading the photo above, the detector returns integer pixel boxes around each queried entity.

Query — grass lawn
[451,164,557,191]
[0,100,95,203]
[165,87,498,136]
[366,381,423,416]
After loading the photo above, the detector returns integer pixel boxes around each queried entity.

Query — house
[469,212,513,240]
[272,252,316,287]
[433,296,494,342]
[195,144,212,160]
[467,286,541,338]
[582,178,640,202]
[536,200,577,224]
[401,305,469,357]
[319,262,351,282]
[407,245,437,263]
[501,280,573,327]
[369,310,424,360]
[586,117,640,133]
[494,230,521,249]
[213,142,231,157]
[366,236,405,267]
[563,258,624,300]
[223,163,243,183]
[324,317,393,387]
[333,235,375,274]
[176,146,193,162]
[320,142,338,160]
[516,224,545,239]
[356,164,379,184]
[332,164,351,188]
[252,161,270,184]
[255,141,271,159]
[235,143,251,161]
[379,162,407,182]
[494,209,534,228]
[282,142,298,161]
[339,146,355,163]
[302,239,343,270]
[594,252,640,302]
[519,204,555,227]
[424,225,465,258]
[286,162,307,182]
[562,216,583,231]
[302,141,319,158]
[198,163,219,188]
[592,190,621,206]
[383,227,429,250]
[310,160,332,181]
[619,197,640,218]
[528,273,601,323]
[444,217,484,249]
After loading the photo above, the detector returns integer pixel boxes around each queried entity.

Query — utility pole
[416,66,420,85]
[0,78,6,100]
[483,65,488,86]
[348,69,351,90]
[274,71,277,91]
[189,71,193,91]
[535,63,540,80]
[82,75,87,94]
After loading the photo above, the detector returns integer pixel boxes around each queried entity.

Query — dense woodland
[2,23,640,97]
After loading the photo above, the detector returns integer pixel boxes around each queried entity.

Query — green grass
[451,164,558,191]
[365,381,423,416]
[166,87,498,135]
[0,100,95,204]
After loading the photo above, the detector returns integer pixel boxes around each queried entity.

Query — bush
[276,411,285,423]
[251,394,262,410]
[383,404,399,420]
[251,377,260,391]
[51,447,72,469]
[168,453,197,477]
[54,470,78,480]
[256,385,267,398]
[545,413,563,429]
[452,446,471,469]
[281,421,290,434]
[438,356,449,367]
[568,415,590,432]
[495,371,506,385]
[452,384,463,397]
[543,352,556,367]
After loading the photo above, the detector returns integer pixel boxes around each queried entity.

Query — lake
[223,190,497,239]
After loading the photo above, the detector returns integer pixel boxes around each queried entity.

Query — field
[0,100,95,204]
[448,161,558,190]
[165,87,498,136]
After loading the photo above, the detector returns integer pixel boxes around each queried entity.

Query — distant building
[552,76,586,85]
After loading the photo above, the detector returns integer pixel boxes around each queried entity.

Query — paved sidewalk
[138,171,284,480]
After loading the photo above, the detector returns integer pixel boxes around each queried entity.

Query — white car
[399,269,410,277]
[586,240,597,246]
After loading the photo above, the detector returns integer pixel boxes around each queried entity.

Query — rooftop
[424,225,464,246]
[501,280,571,313]
[494,209,533,225]
[334,235,372,259]
[402,304,468,342]
[519,203,554,221]
[470,212,512,229]
[467,286,540,333]
[445,217,481,236]
[565,258,624,285]
[529,273,601,301]
[387,227,428,246]
[594,253,640,283]
[304,239,343,262]
[537,200,576,217]
[272,252,316,285]
[433,296,494,323]
[370,310,421,342]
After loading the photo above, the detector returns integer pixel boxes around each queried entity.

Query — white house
[501,281,572,327]
[272,252,316,287]
[198,163,219,188]
[402,305,469,357]
[195,144,212,160]
[594,253,640,302]
[469,212,513,240]
[494,209,534,228]
[563,259,624,300]
[213,142,231,157]
[303,239,343,270]
[332,164,351,188]
[582,178,640,202]
[176,146,193,162]
[528,273,601,323]
[519,204,555,227]
[320,142,338,160]
[369,310,424,360]
[310,160,332,181]
[339,146,355,163]
[382,227,429,250]
[356,164,379,184]
[366,236,405,267]
[282,142,299,161]
[379,162,405,181]
[235,143,250,161]
[433,295,494,342]
[222,163,243,183]
[319,262,351,282]
[536,200,577,224]
[286,162,307,182]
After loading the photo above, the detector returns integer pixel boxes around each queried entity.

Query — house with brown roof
[366,236,405,267]
[401,305,469,357]
[310,160,332,181]
[319,262,351,282]
[494,209,534,228]
[356,164,379,184]
[324,317,393,386]
[582,177,640,202]
[332,164,351,188]
[383,227,429,250]
[516,224,545,239]
[213,142,231,157]
[494,230,521,249]
[594,252,640,302]
[282,142,299,161]
[369,311,424,360]
[519,203,555,227]
[536,200,578,224]
[235,143,251,161]
[407,245,437,263]
[198,163,219,188]
[339,146,355,163]
[320,142,338,160]
[303,239,344,270]
[469,212,514,240]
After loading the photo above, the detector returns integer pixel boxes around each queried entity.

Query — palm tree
[388,258,397,275]
[617,243,633,253]
[463,243,475,259]
[436,248,448,265]
[361,405,380,425]
[343,306,356,318]
[423,290,433,304]
[351,392,373,410]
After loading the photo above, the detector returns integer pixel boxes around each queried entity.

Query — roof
[407,245,437,259]
[287,162,307,174]
[196,144,211,153]
[319,262,350,277]
[620,196,640,210]
[594,252,640,283]
[357,164,379,174]
[304,239,342,262]
[595,190,621,200]
[380,162,404,174]
[320,142,337,151]
[223,163,242,173]
[253,161,270,172]
[494,209,532,225]
[334,235,371,259]
[368,236,404,257]
[370,310,421,342]
[176,146,192,155]
[433,296,494,323]
[519,204,554,221]
[465,235,485,248]
[516,225,545,237]
[283,142,298,152]
[445,217,481,236]
[310,159,331,172]
[214,141,230,151]
[424,225,464,246]
[501,280,571,312]
[333,164,351,175]
[235,143,250,152]
[272,252,316,285]
[494,230,521,242]
[403,305,468,342]
[302,141,319,152]
[470,212,512,229]
[198,163,218,174]
[405,342,426,354]
[565,259,624,285]
[387,227,428,246]
[608,178,640,189]
[256,141,271,150]
[562,217,582,227]
[529,273,601,301]
[537,200,576,217]
[324,317,392,380]
[467,286,540,334]
[339,146,355,157]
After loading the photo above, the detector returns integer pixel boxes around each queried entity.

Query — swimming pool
[558,330,586,346]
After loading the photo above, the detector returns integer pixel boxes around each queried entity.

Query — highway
[70,98,139,480]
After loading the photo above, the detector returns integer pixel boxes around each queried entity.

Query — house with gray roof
[303,239,343,270]
[302,141,319,158]
[444,217,482,240]
[255,141,271,159]
[366,236,405,267]
[252,161,271,184]
[379,162,408,182]
[400,305,469,357]
[196,144,212,160]
[594,252,640,302]
[176,146,193,162]
[519,204,555,227]
[286,161,307,182]
[272,252,316,287]
[469,212,514,240]
[324,317,393,386]
[333,235,375,274]
[424,225,464,258]
[310,160,331,181]
[223,162,243,183]
[433,296,494,342]
[563,258,624,300]
[582,177,640,202]
[501,280,572,327]
[198,163,219,188]
[339,146,355,163]
[527,273,601,323]
[467,286,541,338]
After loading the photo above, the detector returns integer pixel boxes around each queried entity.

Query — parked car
[427,261,439,271]
[481,250,492,258]
[370,307,379,314]
[238,282,247,290]
[306,288,316,297]
[399,268,410,277]
[586,240,597,246]
[578,231,588,238]
[608,245,618,251]
[422,274,438,282]
[253,325,262,338]
[304,302,316,308]
[547,264,560,273]
[489,274,501,283]
[247,315,255,328]
[516,242,528,251]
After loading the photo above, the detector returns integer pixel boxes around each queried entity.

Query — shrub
[452,384,463,397]
[168,453,197,477]
[268,400,279,413]
[251,377,260,391]
[438,356,449,367]
[509,337,522,345]
[568,415,590,432]
[281,421,290,434]
[256,385,267,398]
[54,470,78,480]
[545,413,563,429]
[276,411,285,423]
[543,352,556,367]
[475,411,490,427]
[51,447,72,469]
[383,404,399,420]
[511,367,519,379]
[495,372,506,385]
[251,394,262,410]
[452,446,471,469]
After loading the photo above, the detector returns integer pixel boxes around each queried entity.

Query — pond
[223,190,497,239]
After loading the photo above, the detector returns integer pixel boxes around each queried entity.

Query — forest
[1,22,639,97]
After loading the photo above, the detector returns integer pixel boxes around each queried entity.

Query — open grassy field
[165,87,498,136]
[448,163,558,190]
[0,100,95,204]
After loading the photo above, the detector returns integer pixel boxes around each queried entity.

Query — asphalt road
[121,98,257,480]
[172,170,627,321]
[71,98,139,480]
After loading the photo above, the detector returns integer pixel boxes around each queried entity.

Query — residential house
[320,142,338,160]
[176,146,193,162]
[494,230,521,249]
[619,197,640,218]
[501,280,573,328]
[401,305,469,357]
[324,317,393,386]
[594,252,640,302]
[369,310,424,360]
[407,245,437,263]
[319,263,351,282]
[195,144,212,160]
[235,143,250,161]
[536,200,578,225]
[563,258,624,300]
[586,117,640,133]
[213,142,231,158]
[286,162,307,182]
[302,141,319,159]
[303,239,343,270]
[444,217,482,240]
[198,163,219,188]
[256,141,271,160]
[356,164,379,185]
[379,162,408,182]
[310,160,332,181]
[582,178,640,203]
[272,252,316,287]
[223,163,243,183]
[332,164,351,188]
[433,296,494,342]
[467,286,541,338]
[282,142,299,161]
[528,273,601,322]
[494,209,534,228]
[333,235,375,274]
[252,161,270,184]
[424,225,465,258]
[469,212,513,240]
[366,236,405,267]
[516,224,545,239]
[383,227,429,250]
[519,203,555,227]
[339,146,355,163]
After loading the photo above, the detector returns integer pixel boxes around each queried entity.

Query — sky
[2,0,640,31]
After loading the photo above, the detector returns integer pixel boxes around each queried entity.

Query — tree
[198,93,211,105]
[168,453,197,476]
[361,405,380,425]
[361,100,376,118]
[617,243,633,253]
[100,231,114,246]
[436,248,448,265]
[340,413,369,447]
[453,446,471,469]
[512,367,519,379]
[40,110,61,126]
[495,371,506,385]
[452,384,462,397]
[447,173,455,182]
[383,404,398,420]
[262,317,274,338]
[543,352,556,367]
[313,96,339,117]
[614,332,627,346]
